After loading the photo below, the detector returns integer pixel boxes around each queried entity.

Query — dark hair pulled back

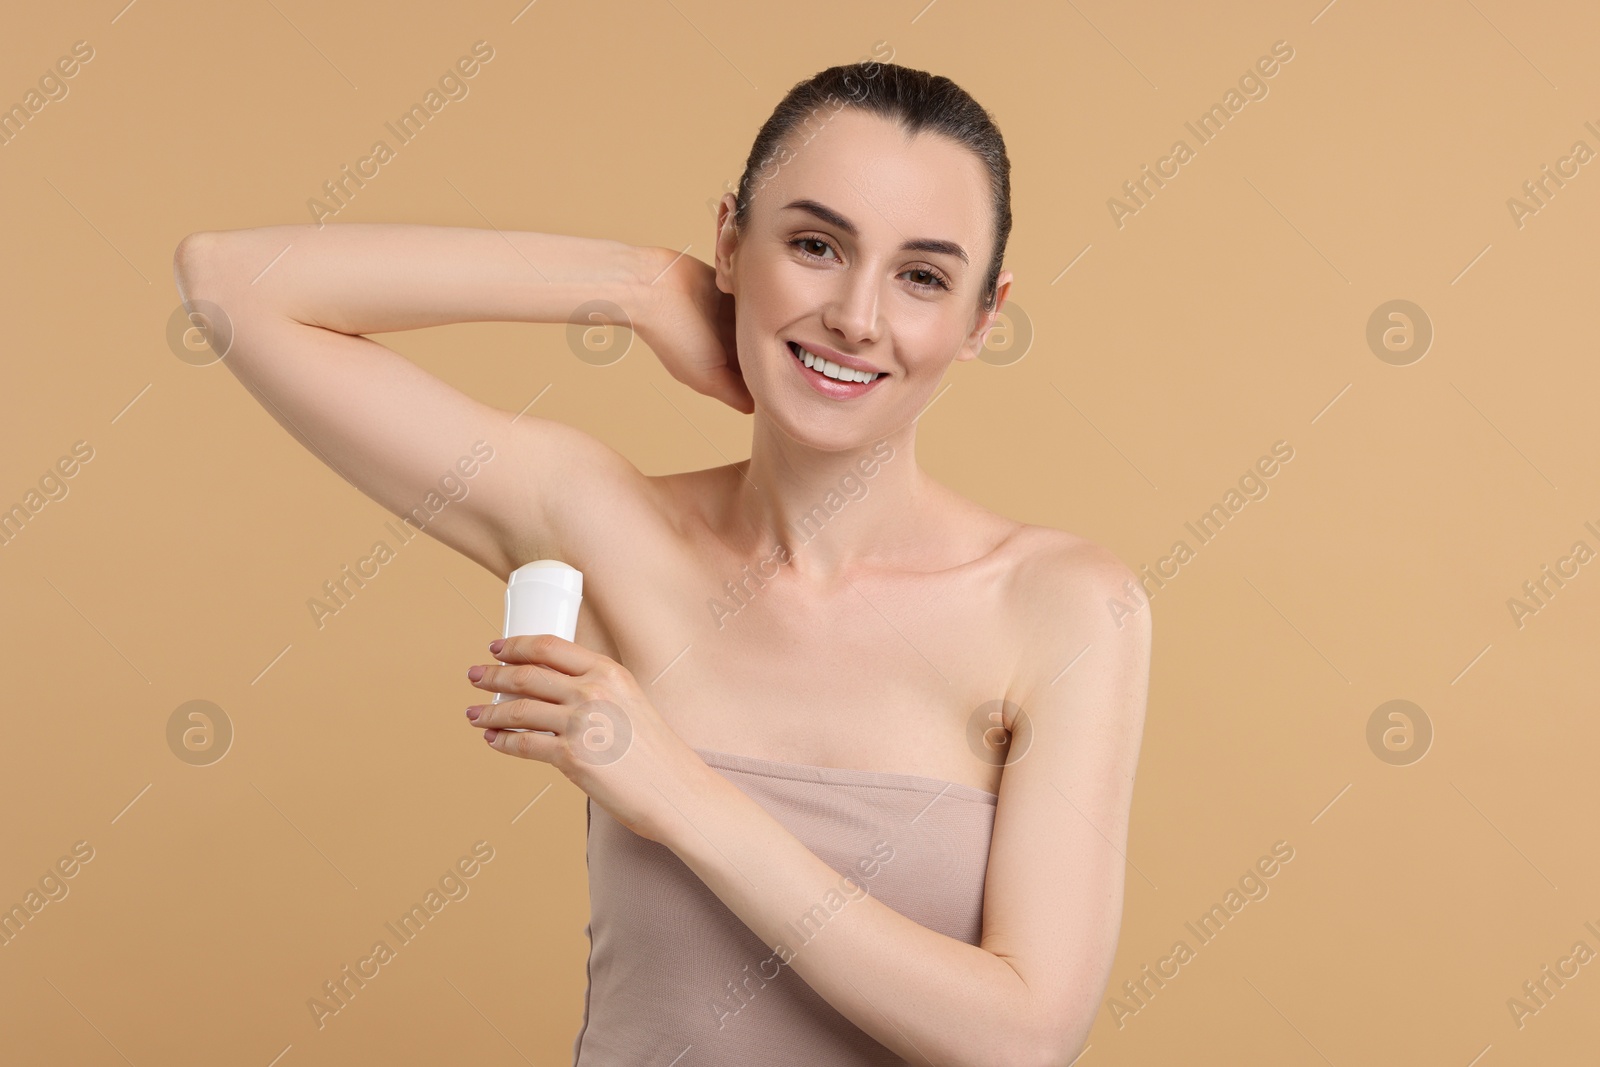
[733,60,1012,312]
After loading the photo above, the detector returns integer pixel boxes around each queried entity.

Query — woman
[174,62,1150,1067]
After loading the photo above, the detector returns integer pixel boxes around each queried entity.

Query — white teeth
[792,343,880,383]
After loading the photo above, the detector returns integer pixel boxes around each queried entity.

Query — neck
[724,412,933,582]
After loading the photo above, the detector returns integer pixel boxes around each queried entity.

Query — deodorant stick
[493,560,584,732]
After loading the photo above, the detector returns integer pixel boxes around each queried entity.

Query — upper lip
[788,339,884,376]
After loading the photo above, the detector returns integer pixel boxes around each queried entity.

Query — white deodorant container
[492,560,584,732]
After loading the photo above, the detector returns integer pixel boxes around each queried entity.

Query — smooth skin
[172,107,1151,1066]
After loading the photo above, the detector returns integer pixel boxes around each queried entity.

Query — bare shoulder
[1002,523,1145,611]
[998,524,1152,712]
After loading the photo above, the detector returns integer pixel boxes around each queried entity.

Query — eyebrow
[779,198,970,265]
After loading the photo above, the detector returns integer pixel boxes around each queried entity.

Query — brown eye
[794,237,835,259]
[904,267,952,292]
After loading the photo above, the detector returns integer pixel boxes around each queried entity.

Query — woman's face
[714,107,1010,447]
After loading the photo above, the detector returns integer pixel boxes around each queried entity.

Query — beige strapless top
[571,746,999,1065]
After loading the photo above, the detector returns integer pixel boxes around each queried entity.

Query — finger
[468,696,563,733]
[468,660,566,701]
[491,632,603,675]
[484,725,560,762]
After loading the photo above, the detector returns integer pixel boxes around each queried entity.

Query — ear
[714,192,741,296]
[954,269,1014,364]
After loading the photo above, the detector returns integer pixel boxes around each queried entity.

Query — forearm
[176,222,666,336]
[661,769,1058,1067]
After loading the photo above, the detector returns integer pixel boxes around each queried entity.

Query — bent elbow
[172,230,226,297]
[1009,1011,1091,1067]
[1038,1021,1092,1067]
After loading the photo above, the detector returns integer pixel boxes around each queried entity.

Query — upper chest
[563,483,1046,795]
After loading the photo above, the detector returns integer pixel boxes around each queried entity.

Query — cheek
[896,316,960,366]
[734,314,786,384]
[737,270,811,337]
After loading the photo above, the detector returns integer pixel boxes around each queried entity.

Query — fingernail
[484,729,497,743]
[489,639,505,655]
[466,707,480,721]
[467,665,485,682]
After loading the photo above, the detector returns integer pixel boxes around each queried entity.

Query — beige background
[2,0,1597,1063]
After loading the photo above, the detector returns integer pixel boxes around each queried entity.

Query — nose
[819,266,883,346]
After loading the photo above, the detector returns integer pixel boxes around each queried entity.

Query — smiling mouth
[786,341,886,383]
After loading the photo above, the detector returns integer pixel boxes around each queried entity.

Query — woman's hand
[635,247,754,415]
[464,634,713,844]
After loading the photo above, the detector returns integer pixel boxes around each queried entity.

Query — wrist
[655,759,739,856]
[621,244,677,335]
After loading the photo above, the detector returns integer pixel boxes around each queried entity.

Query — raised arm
[169,223,739,579]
